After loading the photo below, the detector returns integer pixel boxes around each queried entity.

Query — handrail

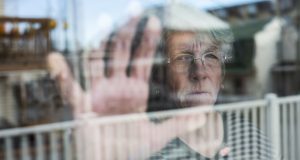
[0,98,268,137]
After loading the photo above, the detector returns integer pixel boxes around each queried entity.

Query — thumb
[47,52,86,117]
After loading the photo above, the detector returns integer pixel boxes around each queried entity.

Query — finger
[47,52,85,116]
[47,52,71,80]
[131,16,161,81]
[107,17,140,77]
[86,42,106,87]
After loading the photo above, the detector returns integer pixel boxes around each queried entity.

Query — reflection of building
[0,17,64,128]
[207,0,300,99]
[0,0,81,129]
[208,0,273,22]
[205,0,275,101]
[0,17,54,71]
[270,0,300,96]
[0,0,83,129]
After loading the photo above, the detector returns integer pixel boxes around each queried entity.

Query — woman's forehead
[167,31,218,53]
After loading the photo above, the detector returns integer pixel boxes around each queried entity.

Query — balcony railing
[0,17,55,71]
[0,94,299,160]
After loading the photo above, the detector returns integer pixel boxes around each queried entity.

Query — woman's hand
[47,16,161,118]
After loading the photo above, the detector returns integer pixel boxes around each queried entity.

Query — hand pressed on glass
[47,16,161,118]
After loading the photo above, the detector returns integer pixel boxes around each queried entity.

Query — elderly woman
[47,3,273,160]
[144,4,273,159]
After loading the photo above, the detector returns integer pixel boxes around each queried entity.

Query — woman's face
[166,31,222,108]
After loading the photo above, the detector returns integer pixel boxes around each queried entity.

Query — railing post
[5,137,14,160]
[265,93,281,159]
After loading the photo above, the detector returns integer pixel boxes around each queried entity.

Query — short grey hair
[144,3,234,63]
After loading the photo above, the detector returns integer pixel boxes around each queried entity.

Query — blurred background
[0,0,299,159]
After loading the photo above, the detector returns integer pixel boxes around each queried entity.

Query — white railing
[0,121,77,160]
[0,94,299,160]
[277,95,300,160]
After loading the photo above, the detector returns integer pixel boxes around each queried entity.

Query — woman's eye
[205,53,219,60]
[175,55,193,62]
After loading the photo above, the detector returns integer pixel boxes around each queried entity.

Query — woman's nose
[189,61,208,81]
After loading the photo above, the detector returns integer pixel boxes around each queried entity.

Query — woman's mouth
[176,90,217,107]
[187,91,210,96]
[184,91,212,102]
